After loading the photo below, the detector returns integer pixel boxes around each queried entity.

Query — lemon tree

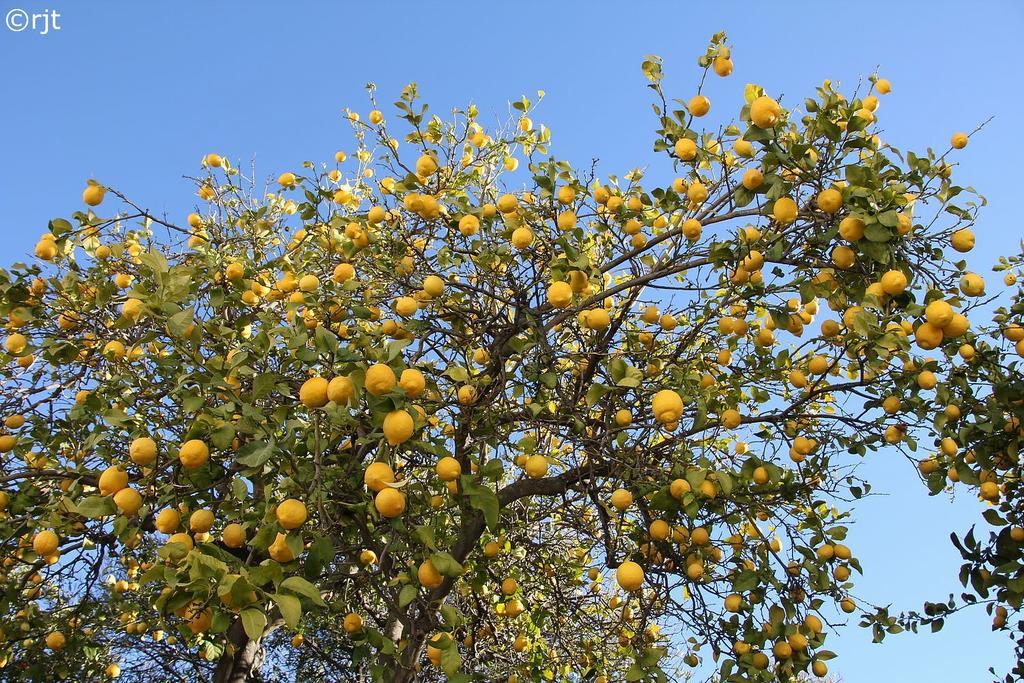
[1,32,1022,683]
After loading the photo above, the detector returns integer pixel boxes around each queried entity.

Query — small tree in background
[0,32,1022,683]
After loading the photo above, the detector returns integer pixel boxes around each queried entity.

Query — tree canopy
[1,32,1023,683]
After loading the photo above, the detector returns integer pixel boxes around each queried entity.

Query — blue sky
[3,1,1022,679]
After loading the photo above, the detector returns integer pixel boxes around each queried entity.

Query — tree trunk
[214,616,284,683]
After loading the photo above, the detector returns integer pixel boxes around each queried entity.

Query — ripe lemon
[129,437,157,465]
[399,369,426,398]
[749,96,781,128]
[547,282,573,308]
[83,184,106,206]
[610,488,633,511]
[687,95,710,117]
[343,612,364,633]
[364,462,395,492]
[189,509,214,533]
[436,456,461,482]
[418,559,443,588]
[924,300,954,328]
[422,275,444,298]
[383,410,415,446]
[98,466,129,495]
[458,215,480,236]
[950,228,975,253]
[616,561,644,591]
[222,523,246,548]
[155,509,180,534]
[33,530,59,556]
[327,376,355,404]
[524,455,548,478]
[511,227,534,249]
[374,488,406,518]
[365,364,397,396]
[951,132,968,149]
[880,270,908,295]
[45,631,65,650]
[652,390,683,423]
[772,197,798,224]
[113,488,142,516]
[674,138,697,160]
[816,188,842,213]
[179,440,209,469]
[741,169,763,190]
[276,499,307,529]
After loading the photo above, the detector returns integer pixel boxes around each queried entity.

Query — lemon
[365,364,397,396]
[749,96,781,128]
[178,439,209,469]
[128,437,157,465]
[616,561,644,591]
[374,488,406,518]
[383,410,414,446]
[436,456,461,482]
[276,499,307,529]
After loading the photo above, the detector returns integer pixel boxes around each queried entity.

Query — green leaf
[280,576,325,605]
[305,537,334,579]
[77,495,116,519]
[441,643,462,675]
[429,552,464,577]
[444,366,469,382]
[271,593,301,629]
[241,608,267,641]
[398,584,417,608]
[236,441,274,468]
[462,479,500,532]
[253,373,279,400]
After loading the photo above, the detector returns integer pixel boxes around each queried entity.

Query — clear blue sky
[3,1,1022,679]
